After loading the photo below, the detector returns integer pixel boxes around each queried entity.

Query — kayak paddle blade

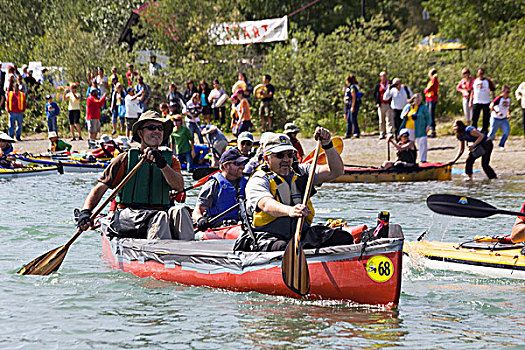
[282,239,310,296]
[192,167,219,181]
[17,245,69,275]
[427,194,497,218]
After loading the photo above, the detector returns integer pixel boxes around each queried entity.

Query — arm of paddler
[313,127,343,184]
[511,217,525,243]
[79,182,109,230]
[257,197,309,218]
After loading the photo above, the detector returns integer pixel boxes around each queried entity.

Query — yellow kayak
[0,165,60,178]
[404,238,525,280]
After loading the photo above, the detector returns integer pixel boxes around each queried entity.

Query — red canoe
[100,219,404,307]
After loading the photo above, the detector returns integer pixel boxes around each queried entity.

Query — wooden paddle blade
[282,239,310,296]
[426,194,497,218]
[17,245,69,275]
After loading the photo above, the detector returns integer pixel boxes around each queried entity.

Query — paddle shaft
[198,203,240,229]
[64,158,146,250]
[173,170,220,196]
[387,139,390,161]
[431,201,523,217]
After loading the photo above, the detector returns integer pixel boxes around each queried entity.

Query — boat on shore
[0,164,61,178]
[15,153,108,172]
[404,237,525,279]
[333,162,451,183]
[100,219,404,307]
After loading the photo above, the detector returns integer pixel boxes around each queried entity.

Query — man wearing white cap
[383,77,413,135]
[236,131,255,158]
[234,127,349,252]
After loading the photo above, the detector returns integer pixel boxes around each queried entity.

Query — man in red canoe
[77,111,194,240]
[234,128,353,252]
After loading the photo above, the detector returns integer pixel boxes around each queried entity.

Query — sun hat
[392,78,401,85]
[0,132,16,142]
[283,123,300,134]
[237,131,254,143]
[131,110,173,143]
[399,128,410,137]
[48,131,58,139]
[230,88,244,101]
[264,134,297,154]
[219,148,248,165]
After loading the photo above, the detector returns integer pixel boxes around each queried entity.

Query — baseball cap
[264,134,296,154]
[399,128,410,137]
[126,87,134,93]
[45,95,52,100]
[392,78,401,85]
[237,131,253,143]
[220,148,248,164]
[283,123,300,134]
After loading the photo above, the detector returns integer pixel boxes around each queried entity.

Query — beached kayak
[15,154,108,172]
[404,238,525,279]
[0,164,60,178]
[100,219,404,307]
[333,163,451,183]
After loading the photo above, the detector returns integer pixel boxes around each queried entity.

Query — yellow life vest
[252,165,315,229]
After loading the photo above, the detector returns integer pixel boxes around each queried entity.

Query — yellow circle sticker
[366,255,394,282]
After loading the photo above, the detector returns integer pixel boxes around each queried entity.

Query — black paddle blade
[17,245,68,275]
[427,194,497,218]
[192,167,219,181]
[282,239,310,296]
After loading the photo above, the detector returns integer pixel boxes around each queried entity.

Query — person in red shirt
[126,63,139,87]
[424,68,439,138]
[511,200,525,243]
[6,84,27,141]
[86,89,107,146]
[456,68,475,125]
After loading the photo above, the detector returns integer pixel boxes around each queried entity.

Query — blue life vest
[459,126,487,143]
[207,172,247,222]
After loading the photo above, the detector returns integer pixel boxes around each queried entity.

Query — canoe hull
[16,155,107,172]
[404,240,525,279]
[0,165,58,178]
[101,232,404,307]
[334,163,451,183]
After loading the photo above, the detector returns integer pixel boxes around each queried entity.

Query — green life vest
[117,148,173,207]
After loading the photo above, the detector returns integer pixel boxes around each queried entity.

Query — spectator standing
[184,79,198,102]
[343,74,362,138]
[110,66,124,90]
[230,88,252,136]
[400,93,431,162]
[23,70,38,94]
[17,75,28,95]
[4,66,17,92]
[374,71,393,139]
[470,68,496,134]
[259,74,275,132]
[149,55,161,76]
[238,72,253,103]
[45,94,60,133]
[185,93,204,144]
[125,63,139,87]
[423,68,439,138]
[198,80,212,124]
[124,87,142,139]
[86,89,107,147]
[166,83,186,114]
[95,68,109,97]
[515,81,525,137]
[135,76,151,114]
[110,83,126,135]
[209,79,227,126]
[63,83,83,141]
[456,68,475,125]
[171,115,195,172]
[488,85,512,149]
[6,84,26,141]
[383,78,413,136]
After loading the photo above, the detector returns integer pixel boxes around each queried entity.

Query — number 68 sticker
[366,255,394,282]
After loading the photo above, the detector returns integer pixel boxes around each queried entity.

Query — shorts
[126,117,138,131]
[259,100,273,117]
[68,110,81,125]
[87,119,101,133]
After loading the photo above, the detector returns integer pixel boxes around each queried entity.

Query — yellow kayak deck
[404,240,525,279]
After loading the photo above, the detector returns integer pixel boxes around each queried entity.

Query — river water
[1,172,523,349]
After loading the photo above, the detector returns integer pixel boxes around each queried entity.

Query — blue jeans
[345,104,360,137]
[9,112,24,139]
[47,115,58,132]
[488,117,510,147]
[188,122,204,143]
[177,151,193,172]
[427,101,437,130]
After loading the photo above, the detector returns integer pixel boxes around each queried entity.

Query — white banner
[209,16,288,45]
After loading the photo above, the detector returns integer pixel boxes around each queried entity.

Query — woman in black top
[184,79,198,103]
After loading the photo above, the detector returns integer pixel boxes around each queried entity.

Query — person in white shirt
[488,85,512,148]
[470,68,495,134]
[515,81,525,138]
[124,87,143,139]
[383,78,413,135]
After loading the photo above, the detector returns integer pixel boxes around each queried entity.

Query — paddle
[194,203,241,231]
[173,169,220,196]
[192,167,219,181]
[344,164,380,169]
[17,158,146,275]
[386,137,391,162]
[282,139,321,296]
[301,136,343,165]
[427,194,524,218]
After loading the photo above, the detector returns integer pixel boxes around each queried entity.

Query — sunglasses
[241,141,253,146]
[273,151,295,159]
[142,124,164,131]
[226,160,246,166]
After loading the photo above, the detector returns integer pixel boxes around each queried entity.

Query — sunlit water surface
[1,172,523,349]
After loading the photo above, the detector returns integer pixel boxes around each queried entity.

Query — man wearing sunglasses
[236,131,255,158]
[234,128,349,252]
[77,111,194,241]
[193,148,248,232]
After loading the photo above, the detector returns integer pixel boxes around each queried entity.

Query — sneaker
[79,136,83,140]
[16,137,22,141]
[111,131,117,136]
[71,137,77,141]
[353,134,360,138]
[498,146,505,151]
[379,135,386,140]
